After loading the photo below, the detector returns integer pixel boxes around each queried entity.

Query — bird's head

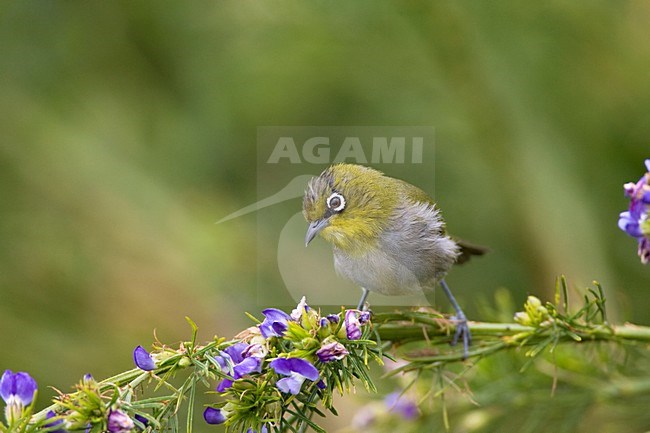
[302,164,397,253]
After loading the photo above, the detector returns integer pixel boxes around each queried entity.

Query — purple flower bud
[270,358,319,395]
[45,411,66,433]
[316,341,349,363]
[107,409,134,433]
[359,311,371,324]
[345,310,362,340]
[259,309,291,338]
[0,370,37,407]
[203,407,227,425]
[133,346,156,371]
[134,414,148,427]
[246,426,268,433]
[326,314,340,324]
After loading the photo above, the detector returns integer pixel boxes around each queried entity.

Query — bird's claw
[450,312,471,360]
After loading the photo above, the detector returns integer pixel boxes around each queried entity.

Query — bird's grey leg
[440,279,471,359]
[357,287,370,310]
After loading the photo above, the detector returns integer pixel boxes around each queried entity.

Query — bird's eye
[326,192,346,212]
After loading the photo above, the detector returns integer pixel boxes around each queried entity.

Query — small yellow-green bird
[302,163,486,356]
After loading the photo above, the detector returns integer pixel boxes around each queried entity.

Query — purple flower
[133,346,156,371]
[215,343,263,391]
[619,210,642,237]
[316,341,349,363]
[619,159,650,264]
[203,407,227,425]
[270,358,319,395]
[1,370,37,422]
[259,309,292,338]
[246,426,268,433]
[134,414,148,427]
[107,409,134,433]
[345,310,362,340]
[326,314,340,324]
[45,411,66,433]
[384,392,419,420]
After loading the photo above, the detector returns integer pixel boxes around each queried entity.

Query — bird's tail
[454,239,489,264]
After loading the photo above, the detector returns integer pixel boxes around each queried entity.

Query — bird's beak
[305,218,330,246]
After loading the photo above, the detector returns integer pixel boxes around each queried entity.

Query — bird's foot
[450,311,471,360]
[356,287,370,310]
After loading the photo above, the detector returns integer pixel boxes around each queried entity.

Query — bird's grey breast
[333,202,459,296]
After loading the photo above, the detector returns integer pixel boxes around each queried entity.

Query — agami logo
[267,136,424,164]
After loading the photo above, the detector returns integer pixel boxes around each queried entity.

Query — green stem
[32,341,222,423]
[372,311,650,363]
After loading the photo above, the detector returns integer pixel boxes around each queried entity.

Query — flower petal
[233,357,262,379]
[203,407,227,425]
[270,358,319,381]
[45,411,66,433]
[216,378,233,392]
[291,296,310,321]
[0,370,13,403]
[223,343,249,364]
[326,314,340,324]
[0,371,37,406]
[643,190,650,204]
[271,321,288,336]
[12,372,37,406]
[345,310,362,340]
[316,341,349,363]
[276,375,305,395]
[269,358,292,375]
[289,358,319,381]
[259,309,291,338]
[107,409,135,433]
[242,343,267,359]
[133,346,156,371]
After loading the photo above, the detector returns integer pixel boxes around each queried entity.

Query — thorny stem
[373,311,650,363]
[31,341,221,423]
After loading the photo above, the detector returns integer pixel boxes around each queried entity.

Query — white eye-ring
[326,192,346,212]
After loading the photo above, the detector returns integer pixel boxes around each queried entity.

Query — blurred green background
[1,1,649,431]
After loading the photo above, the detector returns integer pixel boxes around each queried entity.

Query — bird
[302,163,486,357]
